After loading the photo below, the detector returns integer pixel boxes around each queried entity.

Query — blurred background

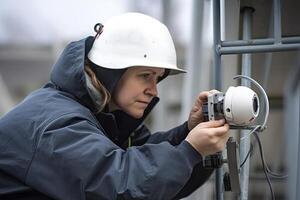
[0,0,299,199]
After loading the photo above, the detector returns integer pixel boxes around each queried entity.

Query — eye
[139,73,151,80]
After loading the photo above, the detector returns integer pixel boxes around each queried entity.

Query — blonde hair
[84,62,111,113]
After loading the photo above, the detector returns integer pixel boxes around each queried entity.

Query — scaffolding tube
[212,0,221,89]
[218,43,300,55]
[221,36,300,47]
[239,7,254,200]
[212,0,223,200]
[273,0,282,44]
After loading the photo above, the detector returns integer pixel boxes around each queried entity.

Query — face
[111,66,165,118]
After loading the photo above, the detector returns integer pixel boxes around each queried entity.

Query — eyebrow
[140,69,165,77]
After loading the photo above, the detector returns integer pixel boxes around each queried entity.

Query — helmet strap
[93,23,104,40]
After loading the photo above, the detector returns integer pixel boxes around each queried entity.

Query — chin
[131,113,144,119]
[128,110,144,119]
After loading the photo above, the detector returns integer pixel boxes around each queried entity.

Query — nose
[145,81,158,97]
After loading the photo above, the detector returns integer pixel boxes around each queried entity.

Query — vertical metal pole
[263,0,282,88]
[262,1,282,198]
[153,0,171,131]
[239,7,254,200]
[213,0,223,200]
[285,56,300,200]
[273,0,282,44]
[181,0,205,120]
[213,0,221,90]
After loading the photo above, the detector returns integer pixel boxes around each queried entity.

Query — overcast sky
[0,0,192,45]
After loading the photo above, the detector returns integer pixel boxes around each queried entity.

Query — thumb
[197,119,225,129]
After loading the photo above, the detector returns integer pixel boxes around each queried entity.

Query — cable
[239,124,287,175]
[240,142,253,168]
[266,168,288,179]
[253,131,275,200]
[240,125,261,141]
[239,126,259,168]
[238,122,287,199]
[253,131,288,178]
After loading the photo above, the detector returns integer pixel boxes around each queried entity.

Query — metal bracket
[225,137,241,194]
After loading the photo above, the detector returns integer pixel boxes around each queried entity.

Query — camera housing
[203,86,260,126]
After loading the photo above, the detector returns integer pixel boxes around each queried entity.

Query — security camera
[203,86,259,126]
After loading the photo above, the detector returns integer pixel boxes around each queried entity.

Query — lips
[136,100,150,105]
[137,101,149,107]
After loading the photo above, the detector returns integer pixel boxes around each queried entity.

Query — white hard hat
[88,12,186,75]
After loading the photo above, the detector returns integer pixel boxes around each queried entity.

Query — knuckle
[207,131,215,139]
[210,137,219,146]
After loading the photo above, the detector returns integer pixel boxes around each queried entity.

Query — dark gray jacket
[0,37,213,200]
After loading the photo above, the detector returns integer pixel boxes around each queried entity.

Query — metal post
[285,53,300,200]
[212,0,223,200]
[212,0,221,90]
[263,0,282,91]
[152,0,171,131]
[181,0,205,120]
[273,0,282,44]
[239,7,254,200]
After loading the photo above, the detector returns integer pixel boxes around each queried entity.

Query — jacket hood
[51,37,129,109]
[50,37,159,145]
[50,37,94,108]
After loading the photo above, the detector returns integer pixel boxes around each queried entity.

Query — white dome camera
[223,86,259,126]
[203,86,260,126]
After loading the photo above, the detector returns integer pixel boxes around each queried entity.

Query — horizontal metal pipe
[219,43,300,55]
[208,174,287,182]
[284,36,300,44]
[221,36,300,47]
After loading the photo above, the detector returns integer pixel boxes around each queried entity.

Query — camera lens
[253,96,258,114]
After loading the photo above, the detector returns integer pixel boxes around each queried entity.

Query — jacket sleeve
[25,114,202,200]
[132,122,190,146]
[131,122,214,199]
[172,163,214,199]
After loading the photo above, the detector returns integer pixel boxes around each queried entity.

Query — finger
[192,91,210,109]
[198,91,210,101]
[197,119,225,128]
[211,124,230,137]
[197,89,221,102]
[192,108,202,117]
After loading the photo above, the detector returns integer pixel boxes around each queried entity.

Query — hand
[185,119,230,156]
[187,90,220,130]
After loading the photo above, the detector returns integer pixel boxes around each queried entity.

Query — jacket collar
[95,97,159,146]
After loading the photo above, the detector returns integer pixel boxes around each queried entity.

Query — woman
[0,13,229,199]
